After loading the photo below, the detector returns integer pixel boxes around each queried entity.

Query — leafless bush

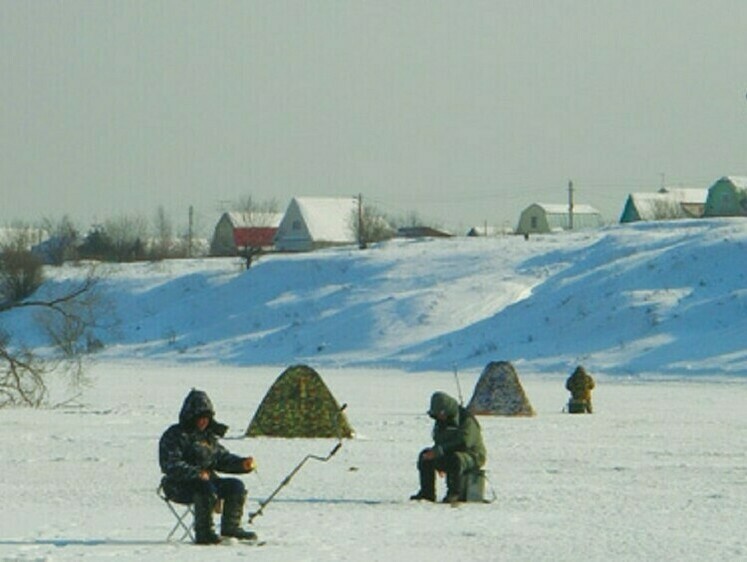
[350,204,395,247]
[150,205,174,261]
[0,267,101,408]
[40,215,79,265]
[235,196,280,217]
[0,332,47,407]
[0,248,44,304]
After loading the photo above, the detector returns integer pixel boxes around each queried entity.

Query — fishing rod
[248,403,347,525]
[453,364,464,405]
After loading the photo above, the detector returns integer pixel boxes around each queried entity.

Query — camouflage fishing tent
[466,361,535,416]
[246,364,354,438]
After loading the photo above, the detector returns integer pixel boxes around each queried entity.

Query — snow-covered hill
[14,217,747,377]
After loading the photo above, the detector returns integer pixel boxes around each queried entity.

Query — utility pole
[568,180,575,231]
[187,205,194,258]
[357,193,367,249]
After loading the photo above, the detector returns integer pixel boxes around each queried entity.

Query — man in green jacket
[410,391,487,503]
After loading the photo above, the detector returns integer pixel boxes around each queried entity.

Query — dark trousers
[417,449,474,498]
[164,476,245,505]
[568,399,593,414]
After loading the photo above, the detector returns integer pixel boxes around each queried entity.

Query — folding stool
[157,484,195,542]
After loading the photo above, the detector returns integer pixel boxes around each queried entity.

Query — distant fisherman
[410,391,487,503]
[566,366,595,413]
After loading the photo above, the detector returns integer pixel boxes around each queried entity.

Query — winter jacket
[566,367,595,401]
[428,392,487,467]
[159,389,248,492]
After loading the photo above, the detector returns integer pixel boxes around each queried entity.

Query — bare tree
[0,260,101,408]
[77,214,150,262]
[106,214,149,262]
[0,247,43,304]
[78,225,113,262]
[235,195,278,226]
[394,210,432,228]
[151,205,174,260]
[350,203,395,247]
[40,215,79,265]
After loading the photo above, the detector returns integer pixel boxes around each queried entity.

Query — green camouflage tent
[466,361,535,416]
[246,364,354,438]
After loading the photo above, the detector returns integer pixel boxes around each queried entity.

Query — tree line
[0,197,443,408]
[5,199,441,266]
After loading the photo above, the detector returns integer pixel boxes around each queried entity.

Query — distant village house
[703,176,747,217]
[397,226,453,239]
[274,197,358,252]
[210,212,283,256]
[619,187,707,223]
[515,203,604,236]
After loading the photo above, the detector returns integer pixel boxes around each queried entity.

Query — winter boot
[193,492,221,545]
[443,470,464,504]
[220,491,258,541]
[410,462,436,501]
[410,490,436,501]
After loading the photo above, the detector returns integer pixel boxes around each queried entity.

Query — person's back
[566,366,595,413]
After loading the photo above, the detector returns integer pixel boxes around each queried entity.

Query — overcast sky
[2,1,746,234]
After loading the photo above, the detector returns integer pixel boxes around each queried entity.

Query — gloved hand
[421,448,437,461]
[243,456,257,472]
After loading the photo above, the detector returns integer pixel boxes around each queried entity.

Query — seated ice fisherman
[566,365,595,413]
[410,391,487,503]
[159,389,258,544]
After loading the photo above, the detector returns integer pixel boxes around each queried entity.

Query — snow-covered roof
[294,197,358,242]
[659,187,708,201]
[720,176,747,190]
[630,189,707,204]
[224,212,283,228]
[536,203,600,215]
[626,188,707,221]
[467,225,514,236]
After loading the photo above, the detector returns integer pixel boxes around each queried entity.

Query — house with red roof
[210,212,283,256]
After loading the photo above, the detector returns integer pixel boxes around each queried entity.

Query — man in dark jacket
[410,391,487,503]
[566,365,595,413]
[159,389,257,544]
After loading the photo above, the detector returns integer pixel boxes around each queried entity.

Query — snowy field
[1,363,746,561]
[2,219,747,560]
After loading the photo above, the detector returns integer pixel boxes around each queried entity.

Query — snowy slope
[12,218,747,377]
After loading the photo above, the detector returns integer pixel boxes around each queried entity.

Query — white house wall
[275,197,358,252]
[275,200,313,252]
